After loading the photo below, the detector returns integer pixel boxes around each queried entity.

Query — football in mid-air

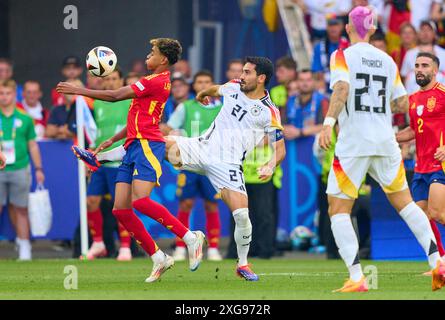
[86,46,117,77]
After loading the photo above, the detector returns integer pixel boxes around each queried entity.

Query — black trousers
[226,180,276,259]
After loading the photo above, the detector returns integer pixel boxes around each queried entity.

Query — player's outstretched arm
[396,126,415,143]
[258,139,286,181]
[196,85,222,104]
[319,81,349,150]
[390,94,409,114]
[56,82,136,102]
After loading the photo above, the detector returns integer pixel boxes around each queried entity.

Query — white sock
[17,238,32,260]
[331,213,363,282]
[96,145,126,162]
[233,208,252,266]
[151,249,166,264]
[183,231,197,246]
[399,202,442,269]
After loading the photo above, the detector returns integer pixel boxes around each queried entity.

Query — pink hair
[349,6,375,40]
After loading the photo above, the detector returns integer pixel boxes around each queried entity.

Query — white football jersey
[330,42,407,157]
[198,80,283,165]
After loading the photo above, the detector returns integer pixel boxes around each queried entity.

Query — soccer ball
[86,46,117,77]
[290,225,315,251]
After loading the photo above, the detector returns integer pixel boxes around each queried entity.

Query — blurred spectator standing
[225,59,244,81]
[162,72,193,123]
[383,0,411,53]
[130,59,147,75]
[283,70,328,140]
[86,72,104,90]
[124,72,143,86]
[370,32,388,52]
[46,79,95,146]
[410,0,442,31]
[390,22,417,69]
[401,19,445,93]
[173,59,193,84]
[270,56,297,110]
[311,14,349,94]
[19,81,49,140]
[0,58,23,103]
[0,80,45,260]
[299,0,351,41]
[51,56,84,107]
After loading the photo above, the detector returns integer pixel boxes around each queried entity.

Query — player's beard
[240,81,256,93]
[415,73,432,87]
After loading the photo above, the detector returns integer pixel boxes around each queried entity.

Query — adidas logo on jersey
[230,94,238,100]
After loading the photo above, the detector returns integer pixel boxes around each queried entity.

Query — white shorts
[172,136,247,195]
[326,153,408,199]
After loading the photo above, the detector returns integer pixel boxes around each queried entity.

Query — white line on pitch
[257,272,344,276]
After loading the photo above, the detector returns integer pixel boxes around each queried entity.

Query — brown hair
[0,79,17,91]
[150,38,182,66]
[275,56,297,70]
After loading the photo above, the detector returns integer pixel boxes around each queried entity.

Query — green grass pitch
[0,258,443,300]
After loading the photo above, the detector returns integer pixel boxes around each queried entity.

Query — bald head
[348,6,376,40]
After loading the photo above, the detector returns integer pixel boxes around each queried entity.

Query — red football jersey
[125,71,171,148]
[409,82,445,173]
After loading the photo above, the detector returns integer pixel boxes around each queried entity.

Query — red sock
[112,209,158,256]
[87,208,103,242]
[118,223,131,248]
[133,198,189,238]
[430,219,445,257]
[175,210,190,248]
[205,211,221,248]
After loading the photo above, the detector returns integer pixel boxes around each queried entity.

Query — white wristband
[323,117,336,127]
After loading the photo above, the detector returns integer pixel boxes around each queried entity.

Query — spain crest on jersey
[417,105,424,116]
[427,96,436,112]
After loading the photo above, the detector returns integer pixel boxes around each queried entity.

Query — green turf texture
[0,258,443,300]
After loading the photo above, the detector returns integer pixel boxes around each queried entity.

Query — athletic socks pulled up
[330,213,363,282]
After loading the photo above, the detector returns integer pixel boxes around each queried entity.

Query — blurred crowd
[1,0,445,260]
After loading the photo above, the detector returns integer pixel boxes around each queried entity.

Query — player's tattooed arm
[325,81,349,119]
[56,82,136,102]
[196,85,222,104]
[390,94,409,114]
[319,81,348,150]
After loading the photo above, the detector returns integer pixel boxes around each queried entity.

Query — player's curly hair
[150,38,182,66]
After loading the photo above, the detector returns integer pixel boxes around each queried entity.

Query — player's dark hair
[244,56,274,86]
[417,52,440,68]
[0,58,13,68]
[111,66,124,79]
[275,56,297,70]
[370,32,386,44]
[150,38,182,66]
[227,59,243,68]
[193,70,213,84]
[298,69,312,76]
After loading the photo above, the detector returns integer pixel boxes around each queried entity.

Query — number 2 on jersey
[354,73,387,114]
[417,118,423,133]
